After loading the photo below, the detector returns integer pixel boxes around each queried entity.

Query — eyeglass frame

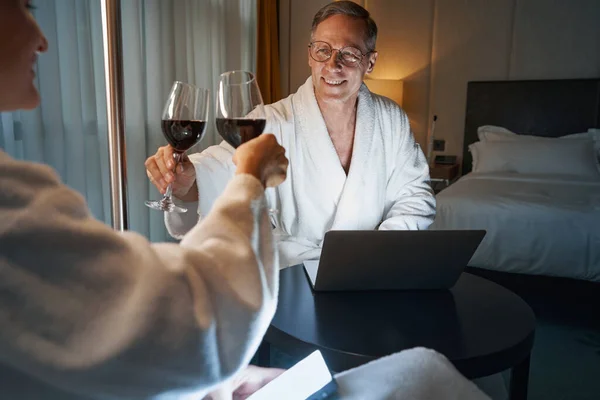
[308,41,376,67]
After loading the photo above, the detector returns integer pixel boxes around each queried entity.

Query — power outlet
[433,139,445,151]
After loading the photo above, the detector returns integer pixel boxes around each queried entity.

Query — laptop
[303,230,486,291]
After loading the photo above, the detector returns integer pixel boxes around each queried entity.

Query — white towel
[334,348,491,400]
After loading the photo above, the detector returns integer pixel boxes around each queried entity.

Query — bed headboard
[462,78,600,174]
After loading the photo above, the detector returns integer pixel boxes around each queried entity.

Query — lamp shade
[364,78,403,107]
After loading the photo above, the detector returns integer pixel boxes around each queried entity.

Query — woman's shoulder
[0,150,60,185]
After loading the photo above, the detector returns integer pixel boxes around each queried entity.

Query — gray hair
[311,1,378,52]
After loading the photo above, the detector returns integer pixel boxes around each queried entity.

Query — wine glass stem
[164,183,173,200]
[162,152,182,203]
[266,187,280,226]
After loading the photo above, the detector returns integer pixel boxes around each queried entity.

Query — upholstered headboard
[462,78,600,174]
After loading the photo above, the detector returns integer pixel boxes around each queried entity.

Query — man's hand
[204,365,285,400]
[145,145,198,202]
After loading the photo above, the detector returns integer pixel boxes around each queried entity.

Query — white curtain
[0,0,257,242]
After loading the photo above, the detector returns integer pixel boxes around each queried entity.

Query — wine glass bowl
[215,118,266,148]
[215,70,266,148]
[162,119,207,153]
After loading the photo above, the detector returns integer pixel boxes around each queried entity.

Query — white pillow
[477,125,590,142]
[582,130,600,162]
[476,125,600,166]
[477,125,515,141]
[469,139,600,178]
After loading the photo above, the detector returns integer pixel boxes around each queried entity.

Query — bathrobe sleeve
[164,142,236,239]
[0,151,277,399]
[379,109,436,231]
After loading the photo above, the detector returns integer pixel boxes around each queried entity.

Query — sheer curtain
[0,0,257,242]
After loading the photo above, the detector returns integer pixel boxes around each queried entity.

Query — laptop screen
[303,260,319,286]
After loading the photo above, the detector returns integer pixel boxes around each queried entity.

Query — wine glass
[146,81,209,213]
[216,71,266,147]
[215,70,280,225]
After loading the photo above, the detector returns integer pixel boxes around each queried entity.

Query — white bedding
[431,172,600,282]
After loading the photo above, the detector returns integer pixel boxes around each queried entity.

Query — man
[146,1,435,268]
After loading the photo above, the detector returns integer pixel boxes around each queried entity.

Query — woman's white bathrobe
[167,77,436,268]
[0,150,277,399]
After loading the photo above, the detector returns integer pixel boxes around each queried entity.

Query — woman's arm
[0,150,278,399]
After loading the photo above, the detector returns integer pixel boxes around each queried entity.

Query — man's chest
[329,131,355,173]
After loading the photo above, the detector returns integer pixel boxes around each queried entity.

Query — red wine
[161,119,207,152]
[216,118,266,148]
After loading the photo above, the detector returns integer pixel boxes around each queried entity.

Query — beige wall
[279,0,330,96]
[279,0,600,161]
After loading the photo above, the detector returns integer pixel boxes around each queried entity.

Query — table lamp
[363,78,403,107]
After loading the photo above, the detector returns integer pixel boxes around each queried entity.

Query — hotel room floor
[260,271,600,400]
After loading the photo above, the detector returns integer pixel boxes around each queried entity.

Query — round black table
[261,265,535,400]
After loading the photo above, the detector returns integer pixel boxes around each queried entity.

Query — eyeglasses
[308,41,373,67]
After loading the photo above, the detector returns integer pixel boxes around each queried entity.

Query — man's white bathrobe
[167,77,436,268]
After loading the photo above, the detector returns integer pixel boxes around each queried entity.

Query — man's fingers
[146,169,154,183]
[163,145,176,170]
[146,169,165,194]
[154,152,174,183]
[145,160,167,191]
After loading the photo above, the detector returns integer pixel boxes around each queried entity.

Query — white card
[247,350,333,400]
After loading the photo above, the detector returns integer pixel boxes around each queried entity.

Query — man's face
[308,14,377,104]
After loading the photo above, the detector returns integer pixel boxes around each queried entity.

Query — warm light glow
[364,78,403,107]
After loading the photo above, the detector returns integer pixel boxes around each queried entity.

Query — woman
[0,0,288,398]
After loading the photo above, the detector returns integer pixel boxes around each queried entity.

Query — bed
[431,78,600,283]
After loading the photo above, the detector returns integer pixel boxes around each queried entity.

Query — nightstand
[429,163,459,193]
